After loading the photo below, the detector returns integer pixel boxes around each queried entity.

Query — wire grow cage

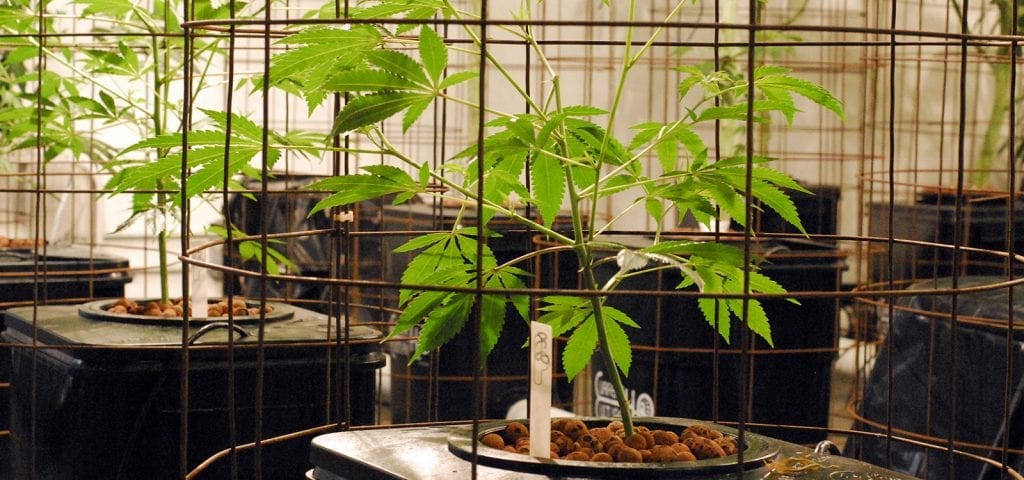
[1,0,388,478]
[2,0,1023,479]
[849,1,1024,479]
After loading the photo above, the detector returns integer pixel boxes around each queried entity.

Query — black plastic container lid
[0,246,131,282]
[2,303,382,363]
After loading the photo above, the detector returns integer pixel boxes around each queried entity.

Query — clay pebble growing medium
[106,297,273,318]
[0,237,46,249]
[480,419,738,464]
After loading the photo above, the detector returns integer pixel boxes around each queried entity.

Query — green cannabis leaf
[348,0,447,35]
[323,25,478,135]
[385,227,530,365]
[754,66,846,124]
[307,164,426,215]
[537,294,640,382]
[109,109,313,219]
[261,25,382,113]
[637,240,791,346]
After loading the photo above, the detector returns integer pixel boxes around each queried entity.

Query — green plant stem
[158,218,170,303]
[443,0,545,115]
[555,56,635,432]
[152,15,171,304]
[583,252,635,435]
[564,161,635,437]
[951,1,1017,189]
[972,59,1013,188]
[551,1,640,433]
[436,91,518,121]
[547,0,688,432]
[593,197,649,237]
[625,0,689,69]
[548,30,634,425]
[590,0,688,240]
[588,0,636,237]
[545,42,637,432]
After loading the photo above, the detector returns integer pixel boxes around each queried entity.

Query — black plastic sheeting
[853,276,1024,480]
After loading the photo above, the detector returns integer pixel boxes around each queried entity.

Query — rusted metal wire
[4,0,1023,479]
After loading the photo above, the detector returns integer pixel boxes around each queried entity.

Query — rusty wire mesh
[1,0,1023,479]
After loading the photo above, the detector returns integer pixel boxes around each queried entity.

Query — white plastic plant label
[529,321,553,459]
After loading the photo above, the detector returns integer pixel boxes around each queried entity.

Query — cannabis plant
[0,0,119,168]
[222,0,843,437]
[59,0,308,305]
[952,0,1024,189]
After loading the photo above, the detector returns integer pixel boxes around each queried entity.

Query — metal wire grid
[854,1,1024,479]
[0,0,1022,478]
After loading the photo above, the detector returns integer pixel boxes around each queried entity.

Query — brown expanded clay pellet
[0,236,45,249]
[106,297,273,317]
[487,420,734,463]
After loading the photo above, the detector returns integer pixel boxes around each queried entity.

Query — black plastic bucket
[2,302,384,480]
[869,197,1024,281]
[0,247,131,308]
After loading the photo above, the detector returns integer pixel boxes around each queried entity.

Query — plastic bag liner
[854,276,1024,479]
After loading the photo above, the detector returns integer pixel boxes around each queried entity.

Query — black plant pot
[2,301,384,480]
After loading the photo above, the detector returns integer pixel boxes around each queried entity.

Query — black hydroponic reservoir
[2,302,384,480]
[0,247,131,308]
[0,247,131,478]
